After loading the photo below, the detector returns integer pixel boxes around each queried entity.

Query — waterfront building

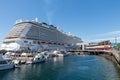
[86,40,111,50]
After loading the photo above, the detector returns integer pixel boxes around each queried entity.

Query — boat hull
[0,64,14,70]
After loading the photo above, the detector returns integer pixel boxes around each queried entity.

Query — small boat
[57,53,68,57]
[12,59,21,65]
[26,53,46,64]
[0,56,15,70]
[32,53,46,63]
[55,51,69,57]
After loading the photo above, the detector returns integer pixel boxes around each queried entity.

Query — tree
[117,43,120,48]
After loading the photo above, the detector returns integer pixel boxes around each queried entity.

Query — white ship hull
[0,19,82,51]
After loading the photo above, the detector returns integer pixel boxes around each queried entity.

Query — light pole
[115,36,117,45]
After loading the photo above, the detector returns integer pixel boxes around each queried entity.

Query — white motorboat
[56,51,69,57]
[0,56,15,70]
[12,59,21,65]
[32,53,46,63]
[26,53,46,64]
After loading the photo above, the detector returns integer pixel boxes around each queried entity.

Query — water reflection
[53,57,64,62]
[0,55,120,80]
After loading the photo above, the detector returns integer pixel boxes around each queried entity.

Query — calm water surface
[0,55,120,80]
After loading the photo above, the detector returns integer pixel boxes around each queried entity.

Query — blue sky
[0,0,120,43]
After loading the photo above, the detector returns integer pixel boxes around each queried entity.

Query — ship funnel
[35,18,39,22]
[15,19,23,24]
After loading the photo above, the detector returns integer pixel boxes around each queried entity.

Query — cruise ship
[1,18,82,52]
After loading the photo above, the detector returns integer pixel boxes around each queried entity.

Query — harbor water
[0,55,120,80]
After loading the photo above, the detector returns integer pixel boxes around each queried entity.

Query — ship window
[24,41,28,43]
[33,41,37,44]
[4,41,15,43]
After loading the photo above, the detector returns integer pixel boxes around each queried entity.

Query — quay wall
[98,53,120,68]
[111,49,120,65]
[69,50,120,68]
[89,50,120,68]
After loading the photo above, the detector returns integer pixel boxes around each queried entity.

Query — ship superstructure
[1,19,82,51]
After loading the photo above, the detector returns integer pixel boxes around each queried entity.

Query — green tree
[117,43,120,48]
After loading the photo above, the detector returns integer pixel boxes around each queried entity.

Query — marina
[0,18,120,80]
[0,0,120,79]
[0,55,120,80]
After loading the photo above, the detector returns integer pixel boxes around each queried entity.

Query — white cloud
[94,30,120,37]
[86,30,120,43]
[46,11,54,24]
[92,37,120,43]
[43,0,55,24]
[93,38,114,42]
